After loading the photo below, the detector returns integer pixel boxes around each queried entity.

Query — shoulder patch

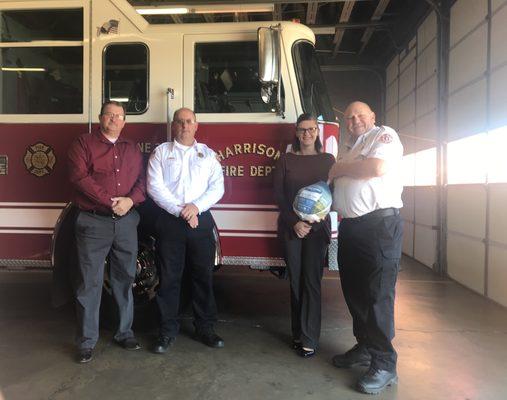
[378,133,393,144]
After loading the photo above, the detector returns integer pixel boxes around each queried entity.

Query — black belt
[343,208,399,223]
[84,209,131,220]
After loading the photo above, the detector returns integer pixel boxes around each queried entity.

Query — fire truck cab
[0,0,339,279]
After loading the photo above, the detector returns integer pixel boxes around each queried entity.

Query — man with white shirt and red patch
[328,101,403,395]
[147,107,224,354]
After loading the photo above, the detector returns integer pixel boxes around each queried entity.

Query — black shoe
[292,340,302,350]
[196,331,224,348]
[114,336,141,351]
[153,336,176,354]
[77,348,93,363]
[356,367,398,395]
[298,347,316,358]
[332,343,371,368]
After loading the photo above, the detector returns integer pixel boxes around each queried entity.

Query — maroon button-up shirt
[68,130,146,213]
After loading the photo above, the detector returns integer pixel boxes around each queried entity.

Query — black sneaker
[114,336,141,351]
[196,331,224,348]
[77,348,93,363]
[332,343,371,368]
[153,336,176,354]
[356,367,398,394]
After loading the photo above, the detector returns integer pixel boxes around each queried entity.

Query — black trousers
[74,210,139,350]
[155,210,217,337]
[283,228,327,349]
[338,212,403,372]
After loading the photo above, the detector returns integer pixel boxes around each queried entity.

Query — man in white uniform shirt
[147,107,225,353]
[328,101,403,395]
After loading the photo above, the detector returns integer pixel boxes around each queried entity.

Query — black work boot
[356,367,398,394]
[332,343,371,368]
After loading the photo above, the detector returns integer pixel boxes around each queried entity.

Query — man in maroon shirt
[68,101,145,363]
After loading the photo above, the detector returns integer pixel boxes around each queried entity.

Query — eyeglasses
[102,112,125,121]
[296,127,318,134]
[173,119,196,126]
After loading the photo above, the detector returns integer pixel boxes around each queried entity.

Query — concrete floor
[1,256,507,400]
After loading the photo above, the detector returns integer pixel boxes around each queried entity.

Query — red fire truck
[0,0,339,299]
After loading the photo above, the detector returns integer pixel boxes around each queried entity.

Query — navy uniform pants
[338,210,403,372]
[155,210,217,337]
[74,210,139,350]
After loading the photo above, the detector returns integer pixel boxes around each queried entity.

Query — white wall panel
[417,41,437,84]
[489,65,507,129]
[386,56,399,85]
[400,47,416,72]
[488,183,507,244]
[450,0,487,46]
[386,80,399,110]
[399,62,416,99]
[416,76,438,118]
[449,24,487,93]
[447,185,487,238]
[415,111,438,145]
[447,234,485,294]
[415,187,437,226]
[400,125,416,158]
[417,11,437,51]
[491,2,507,69]
[414,226,437,268]
[488,245,507,307]
[402,221,414,256]
[447,78,487,140]
[492,0,507,13]
[398,93,416,128]
[385,107,398,130]
[401,187,415,220]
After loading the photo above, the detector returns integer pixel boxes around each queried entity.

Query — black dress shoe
[153,336,176,354]
[332,343,371,368]
[114,336,141,351]
[298,347,316,358]
[196,331,224,348]
[356,367,398,394]
[77,348,93,363]
[292,340,302,350]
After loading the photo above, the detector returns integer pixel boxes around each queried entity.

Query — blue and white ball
[293,181,332,223]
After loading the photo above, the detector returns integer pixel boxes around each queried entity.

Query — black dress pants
[155,210,217,337]
[283,228,327,349]
[338,212,403,372]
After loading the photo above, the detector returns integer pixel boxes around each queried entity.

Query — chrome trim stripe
[0,259,51,268]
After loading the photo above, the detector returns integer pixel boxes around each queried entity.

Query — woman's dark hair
[292,113,322,153]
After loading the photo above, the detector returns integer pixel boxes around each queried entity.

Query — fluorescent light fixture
[137,7,188,15]
[109,97,130,102]
[136,4,273,15]
[1,67,46,72]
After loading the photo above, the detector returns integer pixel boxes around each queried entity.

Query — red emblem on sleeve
[379,133,393,144]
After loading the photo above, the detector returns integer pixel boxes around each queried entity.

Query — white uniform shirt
[147,140,224,217]
[332,125,403,218]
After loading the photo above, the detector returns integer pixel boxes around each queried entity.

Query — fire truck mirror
[258,26,280,85]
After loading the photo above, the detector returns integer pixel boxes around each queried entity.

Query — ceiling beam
[332,1,355,57]
[359,0,390,54]
[203,14,214,22]
[170,14,183,23]
[130,0,369,5]
[273,3,283,20]
[306,2,319,25]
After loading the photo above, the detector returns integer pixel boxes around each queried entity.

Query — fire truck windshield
[292,41,335,122]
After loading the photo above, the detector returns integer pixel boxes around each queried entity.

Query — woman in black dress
[273,113,335,357]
